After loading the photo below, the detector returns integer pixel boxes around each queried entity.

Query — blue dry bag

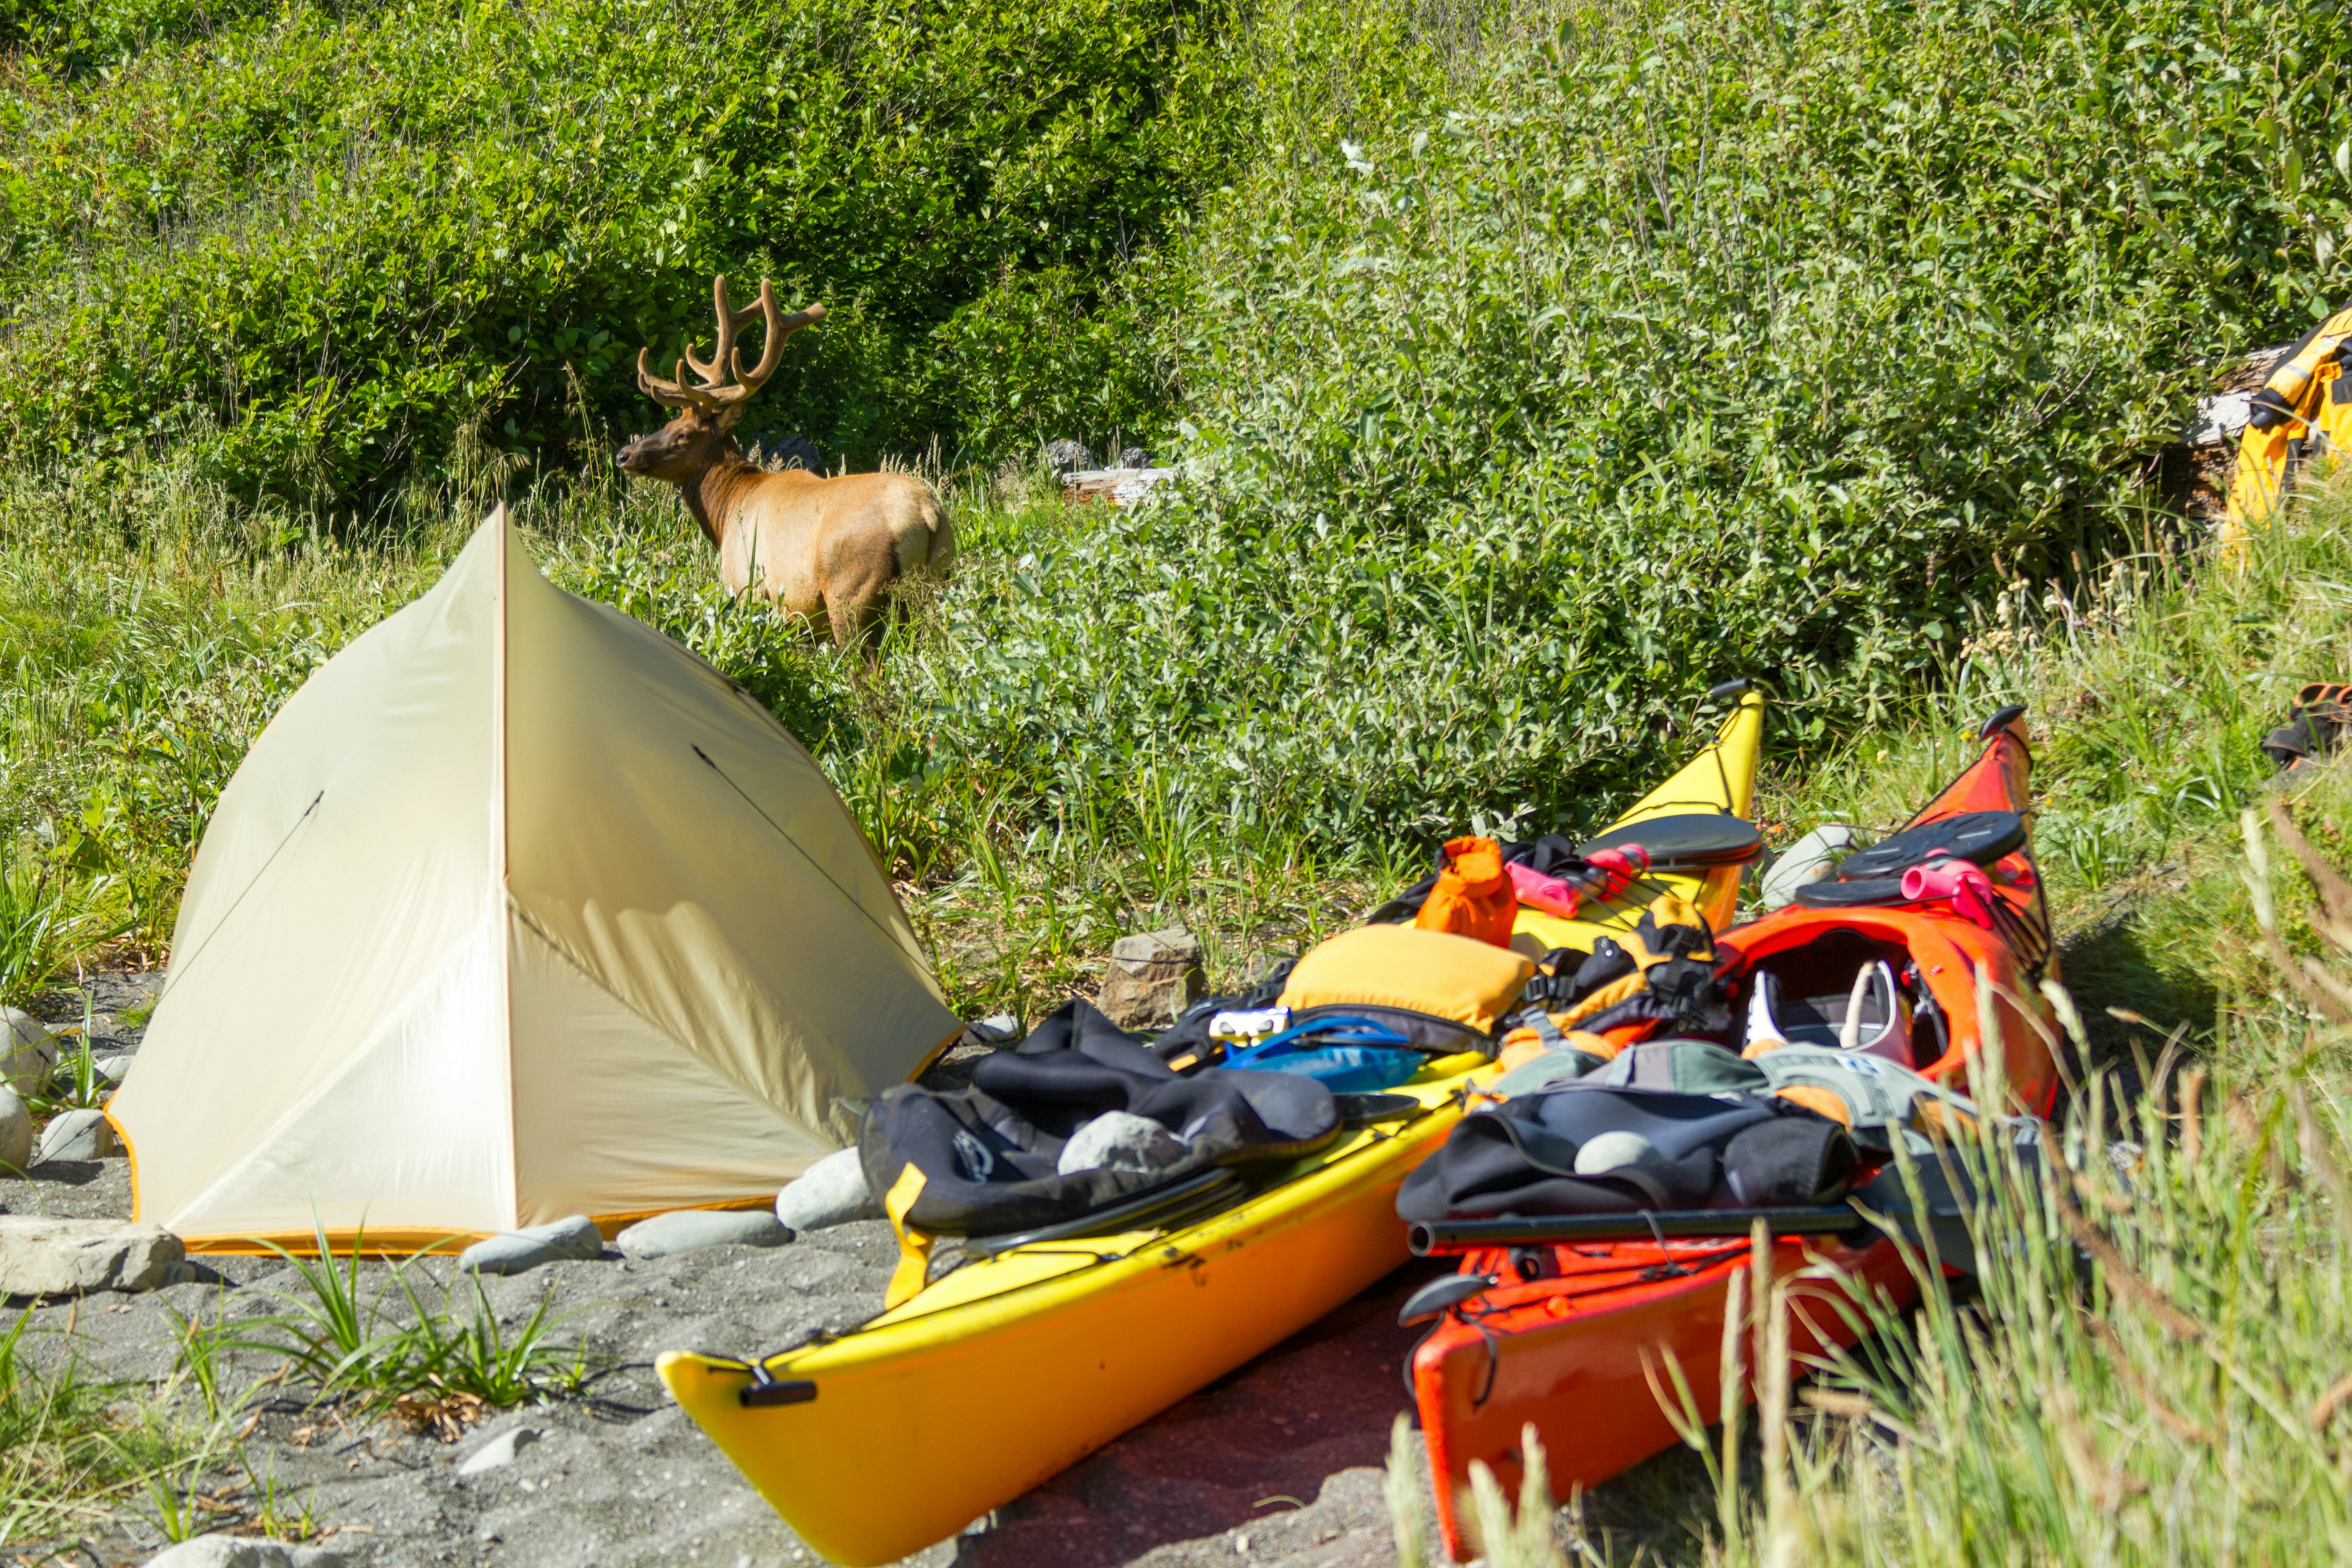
[1218,1016,1426,1094]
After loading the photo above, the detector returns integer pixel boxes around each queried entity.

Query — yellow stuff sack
[2225,298,2352,548]
[1278,924,1535,1053]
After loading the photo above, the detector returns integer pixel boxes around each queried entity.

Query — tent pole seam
[494,504,520,1232]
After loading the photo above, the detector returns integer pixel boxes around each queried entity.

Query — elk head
[616,275,824,485]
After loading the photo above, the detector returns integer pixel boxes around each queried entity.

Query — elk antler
[636,348,723,412]
[681,276,824,405]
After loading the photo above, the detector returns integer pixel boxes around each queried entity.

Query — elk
[616,276,953,647]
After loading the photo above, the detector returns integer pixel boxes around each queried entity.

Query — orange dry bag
[1413,835,1517,948]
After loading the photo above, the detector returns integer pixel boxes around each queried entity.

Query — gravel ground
[1,975,1710,1568]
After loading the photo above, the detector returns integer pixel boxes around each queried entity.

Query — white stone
[0,1087,27,1174]
[0,1216,184,1294]
[1113,467,1177,507]
[616,1208,791,1259]
[142,1536,355,1567]
[0,1007,56,1096]
[92,1052,137,1082]
[968,1013,1022,1044]
[34,1107,122,1164]
[456,1424,540,1476]
[1062,466,1178,507]
[457,1213,605,1276]
[775,1147,878,1232]
[1058,1110,1187,1176]
[1574,1131,1662,1176]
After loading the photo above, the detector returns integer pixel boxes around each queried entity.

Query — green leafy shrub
[0,0,1251,507]
[903,0,2352,848]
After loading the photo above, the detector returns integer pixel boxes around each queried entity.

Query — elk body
[616,277,953,647]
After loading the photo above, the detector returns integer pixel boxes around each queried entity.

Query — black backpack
[862,1001,1340,1239]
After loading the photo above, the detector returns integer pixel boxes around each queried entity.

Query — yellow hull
[658,693,1764,1565]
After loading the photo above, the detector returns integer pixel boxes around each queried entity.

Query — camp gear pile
[655,689,1766,1568]
[1369,833,1656,929]
[1401,706,2062,1562]
[861,999,1339,1243]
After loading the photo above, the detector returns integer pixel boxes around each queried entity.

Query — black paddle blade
[1835,810,2024,880]
[1977,703,2027,741]
[1790,876,1907,910]
[1398,1272,1499,1326]
[1578,812,1764,868]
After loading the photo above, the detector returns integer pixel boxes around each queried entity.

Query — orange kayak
[1408,706,2060,1559]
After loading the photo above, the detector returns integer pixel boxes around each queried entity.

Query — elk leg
[823,589,884,654]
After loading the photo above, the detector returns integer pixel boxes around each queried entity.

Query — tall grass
[1675,814,2352,1567]
[1376,488,2352,1563]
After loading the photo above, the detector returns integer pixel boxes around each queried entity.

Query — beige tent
[111,507,959,1251]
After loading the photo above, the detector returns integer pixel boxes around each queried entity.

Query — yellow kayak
[658,688,1765,1565]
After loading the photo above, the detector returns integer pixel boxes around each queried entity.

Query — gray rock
[92,1052,136,1082]
[2186,390,2253,447]
[35,1107,122,1164]
[967,1013,1023,1045]
[1096,926,1206,1031]
[1044,437,1094,474]
[0,1216,184,1295]
[1757,824,1864,911]
[456,1424,540,1476]
[1057,1110,1187,1177]
[0,1007,56,1095]
[775,1146,879,1232]
[456,1213,605,1276]
[616,1207,791,1259]
[0,1087,26,1174]
[1118,445,1151,469]
[143,1536,355,1567]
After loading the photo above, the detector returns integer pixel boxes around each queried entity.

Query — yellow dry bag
[2224,300,2352,548]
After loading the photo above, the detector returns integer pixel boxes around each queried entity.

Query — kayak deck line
[1409,1203,1967,1252]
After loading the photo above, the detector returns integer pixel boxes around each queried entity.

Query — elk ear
[715,401,751,432]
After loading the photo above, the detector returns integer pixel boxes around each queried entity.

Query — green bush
[0,0,1251,507]
[904,0,2352,848]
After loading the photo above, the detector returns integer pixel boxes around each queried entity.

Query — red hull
[1416,1232,1915,1545]
[1411,713,2059,1558]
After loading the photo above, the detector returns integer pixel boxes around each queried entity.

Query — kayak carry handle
[1704,677,1754,703]
[1406,1205,1874,1255]
[1976,704,2028,742]
[740,1366,819,1408]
